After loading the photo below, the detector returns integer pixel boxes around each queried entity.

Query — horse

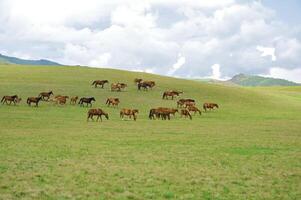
[120,108,139,121]
[70,96,78,105]
[184,101,196,108]
[55,96,69,105]
[134,78,143,85]
[203,103,219,112]
[137,82,153,90]
[180,109,192,120]
[111,83,127,92]
[27,96,42,107]
[187,105,202,115]
[162,90,183,100]
[142,81,155,89]
[87,108,109,122]
[149,107,175,120]
[91,80,109,88]
[55,95,69,99]
[39,91,53,101]
[1,95,20,105]
[106,98,120,107]
[78,97,95,107]
[177,99,195,107]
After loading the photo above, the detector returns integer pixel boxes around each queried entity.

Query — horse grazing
[120,108,139,121]
[27,96,42,107]
[111,83,127,92]
[91,80,109,88]
[149,107,176,120]
[79,97,96,107]
[187,105,202,115]
[180,109,192,120]
[177,99,195,107]
[203,103,219,112]
[106,98,120,107]
[134,78,143,85]
[142,81,155,89]
[39,91,53,101]
[1,95,20,105]
[70,96,78,105]
[137,82,153,90]
[55,96,69,105]
[162,90,183,100]
[87,108,109,122]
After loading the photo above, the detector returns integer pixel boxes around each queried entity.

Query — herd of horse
[1,78,219,121]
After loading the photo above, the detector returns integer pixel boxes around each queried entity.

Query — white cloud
[256,46,276,61]
[168,55,186,76]
[211,64,222,79]
[263,67,301,83]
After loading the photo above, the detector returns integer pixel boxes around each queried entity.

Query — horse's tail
[91,81,96,85]
[26,98,30,104]
[105,99,109,105]
[203,103,207,111]
[78,98,82,104]
[1,96,5,103]
[162,92,166,99]
[120,111,123,118]
[189,113,192,120]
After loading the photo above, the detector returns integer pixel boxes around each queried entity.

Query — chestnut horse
[177,99,195,107]
[106,98,120,107]
[111,83,127,92]
[162,91,183,100]
[79,97,95,107]
[180,109,192,120]
[149,107,176,120]
[39,91,53,101]
[120,108,139,121]
[27,96,42,107]
[55,96,69,105]
[1,95,20,105]
[91,80,109,88]
[203,103,219,112]
[87,108,109,122]
[187,105,202,115]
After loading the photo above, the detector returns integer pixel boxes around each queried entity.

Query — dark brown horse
[162,90,183,100]
[39,91,53,101]
[187,105,202,115]
[1,95,20,105]
[203,103,219,112]
[142,81,155,89]
[137,82,153,90]
[87,108,109,122]
[134,78,143,85]
[106,98,120,107]
[70,96,78,105]
[91,80,109,88]
[180,109,192,120]
[27,96,42,107]
[177,99,195,107]
[120,108,139,121]
[79,97,95,107]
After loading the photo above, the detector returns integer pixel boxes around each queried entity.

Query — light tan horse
[120,108,139,121]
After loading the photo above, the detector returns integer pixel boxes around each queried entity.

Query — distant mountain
[0,53,62,66]
[227,73,299,86]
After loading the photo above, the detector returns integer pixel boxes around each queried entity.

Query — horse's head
[214,104,219,108]
[174,109,178,113]
[104,80,109,83]
[133,109,139,114]
[50,91,53,95]
[104,113,109,120]
[91,97,96,101]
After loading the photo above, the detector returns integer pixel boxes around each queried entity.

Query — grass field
[0,64,300,199]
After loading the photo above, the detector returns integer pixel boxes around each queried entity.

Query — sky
[0,0,300,82]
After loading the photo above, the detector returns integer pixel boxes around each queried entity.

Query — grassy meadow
[0,64,300,199]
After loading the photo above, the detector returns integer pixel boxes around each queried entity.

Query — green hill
[227,73,299,86]
[0,64,300,199]
[0,53,62,66]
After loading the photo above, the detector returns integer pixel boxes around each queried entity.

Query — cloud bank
[0,0,300,82]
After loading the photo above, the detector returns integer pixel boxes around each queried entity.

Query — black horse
[78,97,95,107]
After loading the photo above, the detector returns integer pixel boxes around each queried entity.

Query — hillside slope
[0,64,300,199]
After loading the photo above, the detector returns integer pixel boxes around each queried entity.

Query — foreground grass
[0,65,300,199]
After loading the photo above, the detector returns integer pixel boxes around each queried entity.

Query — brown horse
[79,97,96,107]
[111,83,127,92]
[180,109,192,120]
[134,78,143,85]
[203,103,219,112]
[55,96,69,105]
[177,99,195,107]
[39,91,53,101]
[27,96,42,107]
[187,105,202,115]
[162,90,183,100]
[120,108,139,121]
[142,81,155,89]
[106,98,120,107]
[137,82,153,90]
[1,95,20,105]
[55,95,69,99]
[149,107,176,120]
[70,96,78,105]
[184,101,196,108]
[91,80,109,88]
[87,108,109,122]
